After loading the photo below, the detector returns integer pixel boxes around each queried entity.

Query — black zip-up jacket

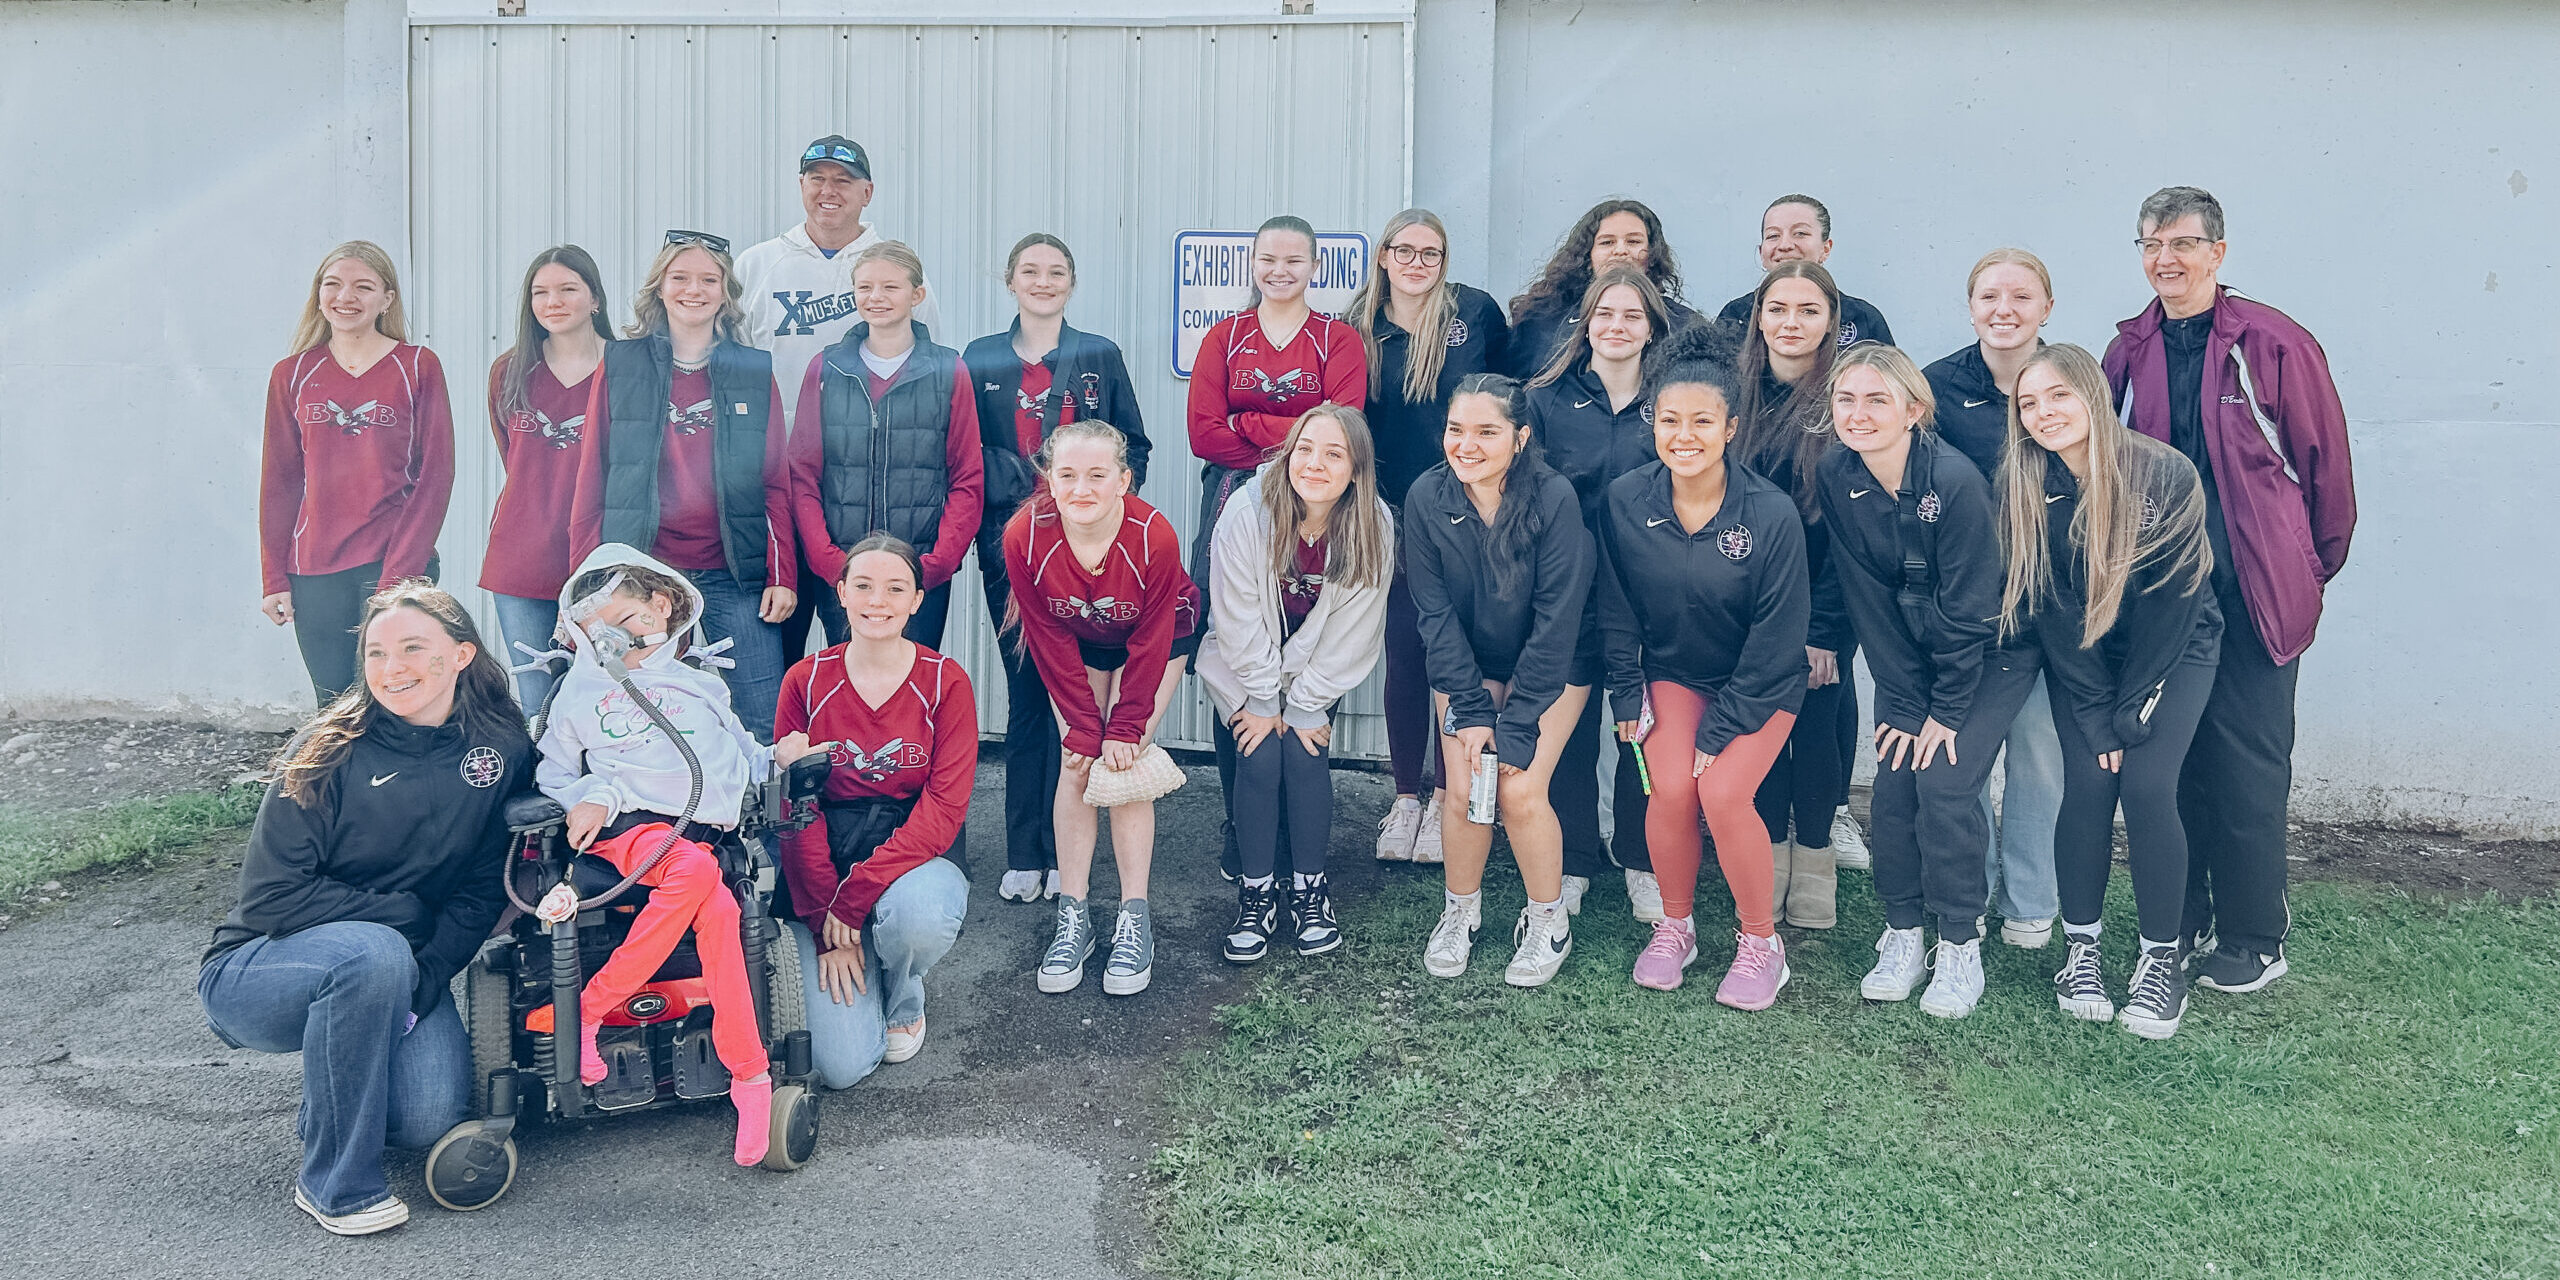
[962,320,1150,512]
[1815,432,2015,734]
[1507,296,1701,382]
[1745,370,1854,654]
[1367,284,1510,506]
[2034,451,2224,753]
[1719,290,1896,349]
[206,710,533,1015]
[1921,341,2028,480]
[1596,461,1811,754]
[1402,462,1594,769]
[1526,361,1657,534]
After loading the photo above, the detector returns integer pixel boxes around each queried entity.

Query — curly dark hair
[1508,199,1685,327]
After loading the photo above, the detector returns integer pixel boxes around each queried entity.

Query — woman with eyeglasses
[1344,209,1510,865]
[571,230,798,739]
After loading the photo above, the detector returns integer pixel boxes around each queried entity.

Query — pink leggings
[584,825,767,1079]
[1642,682,1795,936]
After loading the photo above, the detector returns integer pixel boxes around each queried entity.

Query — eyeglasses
[1385,244,1445,266]
[664,229,732,255]
[2134,236,2215,256]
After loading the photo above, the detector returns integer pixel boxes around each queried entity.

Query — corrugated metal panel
[409,17,1410,754]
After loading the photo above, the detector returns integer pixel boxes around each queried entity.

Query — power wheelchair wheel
[764,916,805,1041]
[760,1083,819,1171]
[463,951,515,1112]
[424,1121,518,1211]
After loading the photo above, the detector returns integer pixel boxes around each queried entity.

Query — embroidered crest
[460,746,505,789]
[1445,317,1470,348]
[1718,525,1753,561]
[1079,371,1105,414]
[1837,322,1860,348]
[2140,494,2161,530]
[1916,491,1942,523]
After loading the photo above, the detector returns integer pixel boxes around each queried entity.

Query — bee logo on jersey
[1239,367,1317,400]
[827,736,931,782]
[1719,525,1753,561]
[1017,385,1053,414]
[668,398,716,436]
[509,408,585,449]
[1052,594,1139,624]
[460,746,505,789]
[1916,492,1942,523]
[307,399,395,435]
[1282,569,1326,599]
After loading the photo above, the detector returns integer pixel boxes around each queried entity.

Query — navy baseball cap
[799,136,871,180]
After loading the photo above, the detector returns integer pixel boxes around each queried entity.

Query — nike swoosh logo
[1964,398,1989,409]
[984,382,999,391]
[1450,514,1467,524]
[370,773,398,786]
[1646,517,1672,527]
[1849,488,1871,499]
[1573,399,1595,409]
[2045,494,2066,504]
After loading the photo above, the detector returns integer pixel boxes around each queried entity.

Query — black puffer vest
[814,325,958,556]
[601,334,776,586]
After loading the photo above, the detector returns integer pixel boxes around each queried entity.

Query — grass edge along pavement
[0,784,263,901]
[1149,869,2560,1280]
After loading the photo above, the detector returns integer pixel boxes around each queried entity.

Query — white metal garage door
[405,2,1413,753]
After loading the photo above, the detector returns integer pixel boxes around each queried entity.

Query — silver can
[1466,750,1500,825]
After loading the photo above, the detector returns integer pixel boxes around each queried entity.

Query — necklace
[671,352,710,374]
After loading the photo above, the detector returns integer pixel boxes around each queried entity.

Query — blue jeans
[1981,672,2064,923]
[491,593,561,718]
[684,568,787,741]
[788,857,967,1089]
[197,922,469,1215]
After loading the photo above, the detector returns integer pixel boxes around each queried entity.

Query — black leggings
[1754,664,1851,849]
[979,507,1062,872]
[1381,546,1436,796]
[1555,702,1652,876]
[287,555,438,704]
[1867,652,2041,942]
[1226,721,1334,881]
[2053,654,2219,942]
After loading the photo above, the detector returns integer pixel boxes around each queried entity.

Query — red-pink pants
[583,825,767,1078]
[1642,682,1795,936]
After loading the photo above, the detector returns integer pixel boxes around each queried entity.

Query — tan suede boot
[1769,837,1797,922]
[1786,841,1837,929]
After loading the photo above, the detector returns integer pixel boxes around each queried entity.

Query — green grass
[1152,869,2560,1279]
[0,786,262,900]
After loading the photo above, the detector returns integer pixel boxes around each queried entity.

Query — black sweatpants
[287,555,438,705]
[2179,605,2300,953]
[2054,654,2218,943]
[1556,701,1653,877]
[1754,668,1851,849]
[1834,654,1865,812]
[1227,723,1334,881]
[1867,651,2040,943]
[977,508,1060,873]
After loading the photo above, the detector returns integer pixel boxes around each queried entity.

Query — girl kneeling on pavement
[1003,421,1199,996]
[200,583,531,1236]
[1998,344,2220,1040]
[1815,346,2042,1019]
[1199,404,1394,962]
[776,533,977,1083]
[1596,323,1812,1009]
[1404,374,1596,987]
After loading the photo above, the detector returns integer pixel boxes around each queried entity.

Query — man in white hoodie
[734,134,942,416]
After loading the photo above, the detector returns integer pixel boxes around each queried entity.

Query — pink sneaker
[731,1073,773,1167]
[1631,917,1699,991]
[1715,931,1790,1011]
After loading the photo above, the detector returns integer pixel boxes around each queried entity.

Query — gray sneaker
[1038,897,1094,994]
[1103,900,1154,995]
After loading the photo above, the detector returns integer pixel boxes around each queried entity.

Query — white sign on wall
[1170,229,1371,378]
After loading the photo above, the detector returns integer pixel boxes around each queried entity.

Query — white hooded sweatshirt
[734,220,942,428]
[534,544,772,829]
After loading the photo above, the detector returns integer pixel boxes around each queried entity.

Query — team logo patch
[1916,492,1942,523]
[306,399,395,435]
[1445,318,1470,348]
[1837,322,1860,348]
[1718,525,1753,561]
[827,736,932,783]
[509,408,584,449]
[1282,569,1326,599]
[1078,372,1105,414]
[668,398,716,436]
[1238,367,1317,400]
[2140,494,2161,529]
[460,746,505,789]
[1051,594,1139,624]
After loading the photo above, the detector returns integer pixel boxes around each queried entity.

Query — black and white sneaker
[1505,902,1572,987]
[1289,877,1343,957]
[2194,942,2288,993]
[2118,942,2189,1040]
[2054,935,2114,1022]
[1223,881,1281,964]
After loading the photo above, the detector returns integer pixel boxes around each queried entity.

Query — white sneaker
[998,870,1044,903]
[1376,796,1423,861]
[1861,926,1930,1001]
[883,1015,926,1063]
[1919,938,1986,1019]
[2000,916,2055,950]
[1624,869,1665,924]
[295,1187,409,1236]
[1559,875,1590,917]
[1042,869,1061,900]
[1830,808,1872,870]
[1412,798,1445,864]
[1505,902,1573,988]
[1423,895,1482,979]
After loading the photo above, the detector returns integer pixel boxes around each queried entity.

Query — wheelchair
[420,751,835,1211]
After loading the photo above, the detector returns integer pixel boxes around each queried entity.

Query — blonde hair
[1995,344,2212,646]
[1256,404,1392,593]
[1966,247,2054,300]
[1825,343,1938,432]
[1347,209,1459,404]
[851,239,927,289]
[628,240,745,341]
[288,241,407,354]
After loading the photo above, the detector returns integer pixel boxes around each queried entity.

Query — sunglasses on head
[663,229,731,255]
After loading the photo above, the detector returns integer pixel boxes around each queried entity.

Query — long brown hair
[1995,344,2213,646]
[288,241,407,355]
[274,582,528,807]
[499,245,613,420]
[1256,404,1392,593]
[1347,208,1459,404]
[1529,267,1671,389]
[1731,260,1846,509]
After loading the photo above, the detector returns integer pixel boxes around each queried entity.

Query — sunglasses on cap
[662,229,732,255]
[801,141,869,174]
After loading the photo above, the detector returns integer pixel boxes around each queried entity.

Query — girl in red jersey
[259,240,455,704]
[775,533,977,1086]
[1004,422,1199,998]
[482,245,612,715]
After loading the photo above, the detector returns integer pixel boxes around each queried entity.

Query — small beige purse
[1081,742,1188,807]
